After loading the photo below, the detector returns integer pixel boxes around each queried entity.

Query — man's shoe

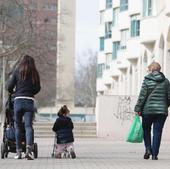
[14,152,22,159]
[152,156,158,160]
[143,149,151,159]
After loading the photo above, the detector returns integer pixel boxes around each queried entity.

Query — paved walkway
[0,138,170,169]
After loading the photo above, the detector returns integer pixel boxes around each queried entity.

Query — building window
[100,11,105,24]
[105,22,112,39]
[143,0,152,16]
[97,64,105,78]
[100,37,105,51]
[120,0,128,12]
[112,42,120,60]
[106,53,112,69]
[120,29,128,49]
[131,15,140,37]
[113,8,119,27]
[106,0,112,9]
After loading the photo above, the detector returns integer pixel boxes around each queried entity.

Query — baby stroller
[1,94,38,159]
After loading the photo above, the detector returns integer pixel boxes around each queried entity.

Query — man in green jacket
[134,62,170,160]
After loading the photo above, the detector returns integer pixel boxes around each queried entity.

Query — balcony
[112,27,121,42]
[110,69,120,79]
[112,0,119,8]
[103,69,112,86]
[98,25,105,37]
[126,38,140,63]
[165,5,170,17]
[117,62,129,75]
[98,52,105,64]
[116,50,130,73]
[99,0,106,11]
[96,78,107,92]
[104,8,112,22]
[128,0,141,16]
[118,11,130,30]
[117,49,128,61]
[104,38,112,53]
[140,16,158,44]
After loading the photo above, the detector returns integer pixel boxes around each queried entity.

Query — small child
[52,105,76,158]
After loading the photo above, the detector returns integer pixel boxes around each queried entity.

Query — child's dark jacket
[52,115,74,144]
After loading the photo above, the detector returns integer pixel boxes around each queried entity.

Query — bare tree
[75,49,97,107]
[0,0,57,109]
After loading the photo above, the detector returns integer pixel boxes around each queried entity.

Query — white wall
[140,17,158,43]
[98,25,105,37]
[118,11,130,30]
[96,95,170,141]
[99,0,105,11]
[104,8,112,22]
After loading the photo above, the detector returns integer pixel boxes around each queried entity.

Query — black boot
[152,155,158,160]
[144,149,151,159]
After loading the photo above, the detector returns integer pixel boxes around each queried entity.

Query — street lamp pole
[0,4,6,134]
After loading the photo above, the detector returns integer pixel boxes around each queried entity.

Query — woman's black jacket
[7,69,41,97]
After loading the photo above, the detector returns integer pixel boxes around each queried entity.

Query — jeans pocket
[24,99,34,112]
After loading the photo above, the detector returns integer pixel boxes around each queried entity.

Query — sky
[76,0,99,60]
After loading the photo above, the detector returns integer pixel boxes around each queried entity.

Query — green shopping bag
[126,115,143,143]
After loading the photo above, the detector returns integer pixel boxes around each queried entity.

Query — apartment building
[97,0,170,96]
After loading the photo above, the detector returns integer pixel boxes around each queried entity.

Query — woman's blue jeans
[142,114,167,157]
[14,99,34,151]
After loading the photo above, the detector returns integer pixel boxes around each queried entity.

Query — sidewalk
[0,138,170,169]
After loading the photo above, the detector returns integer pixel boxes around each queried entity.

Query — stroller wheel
[51,153,55,158]
[33,143,38,159]
[5,151,8,158]
[1,143,5,159]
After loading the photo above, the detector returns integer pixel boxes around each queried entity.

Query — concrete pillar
[56,0,75,108]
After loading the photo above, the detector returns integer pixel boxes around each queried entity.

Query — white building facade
[97,0,170,96]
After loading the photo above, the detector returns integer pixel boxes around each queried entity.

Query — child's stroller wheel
[51,153,55,158]
[1,143,5,159]
[5,151,8,158]
[33,143,38,158]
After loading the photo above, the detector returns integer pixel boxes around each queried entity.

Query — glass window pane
[97,64,105,78]
[105,22,112,38]
[100,37,105,51]
[113,8,119,27]
[120,0,128,12]
[131,15,140,37]
[112,42,120,60]
[143,0,152,16]
[106,0,112,9]
[106,53,112,69]
[100,11,105,24]
[121,29,128,49]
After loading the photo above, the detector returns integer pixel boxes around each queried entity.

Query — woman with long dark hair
[7,55,41,160]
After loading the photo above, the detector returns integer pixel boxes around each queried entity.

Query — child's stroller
[1,94,38,159]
